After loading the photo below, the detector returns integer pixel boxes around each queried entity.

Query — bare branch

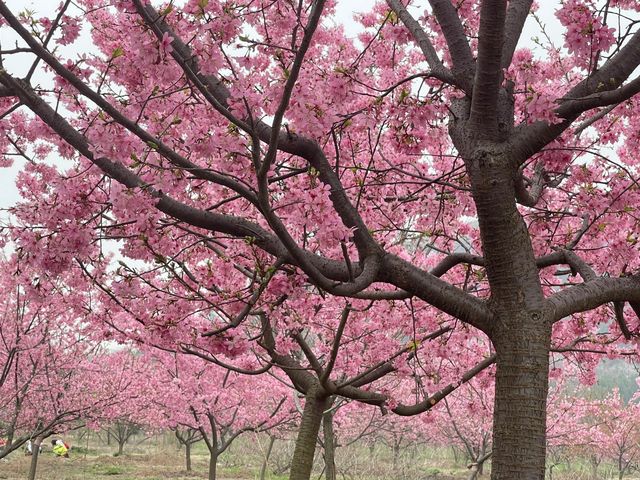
[430,252,485,277]
[319,304,351,386]
[293,331,324,377]
[393,354,496,416]
[614,301,633,340]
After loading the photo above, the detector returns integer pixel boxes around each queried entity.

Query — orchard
[2,1,640,479]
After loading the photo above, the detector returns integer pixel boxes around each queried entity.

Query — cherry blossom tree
[0,256,132,462]
[3,1,640,479]
[579,389,640,480]
[148,349,293,480]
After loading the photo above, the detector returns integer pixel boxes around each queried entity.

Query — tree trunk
[117,440,124,456]
[27,437,43,480]
[452,446,460,465]
[322,408,336,480]
[208,448,218,480]
[468,445,488,480]
[259,436,276,480]
[490,323,550,480]
[185,442,192,472]
[468,465,480,480]
[465,151,548,480]
[289,389,329,480]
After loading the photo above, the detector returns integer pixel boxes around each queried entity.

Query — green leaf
[111,46,125,59]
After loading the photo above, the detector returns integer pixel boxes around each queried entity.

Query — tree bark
[464,149,549,480]
[289,389,329,480]
[467,445,490,480]
[322,407,336,480]
[185,442,192,472]
[490,323,550,480]
[208,448,218,480]
[27,436,43,480]
[259,436,275,480]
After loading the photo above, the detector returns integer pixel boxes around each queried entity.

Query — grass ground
[0,434,470,480]
[0,450,262,480]
[1,433,639,480]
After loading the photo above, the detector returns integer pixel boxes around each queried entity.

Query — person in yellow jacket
[51,439,69,458]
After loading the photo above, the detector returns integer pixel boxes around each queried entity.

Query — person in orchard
[51,438,70,458]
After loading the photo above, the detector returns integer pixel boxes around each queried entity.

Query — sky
[0,0,562,215]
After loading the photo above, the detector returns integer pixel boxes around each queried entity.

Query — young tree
[0,256,145,465]
[2,1,640,479]
[583,389,640,480]
[106,418,143,456]
[150,350,292,480]
[174,427,203,472]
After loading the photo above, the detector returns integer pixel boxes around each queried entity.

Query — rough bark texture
[463,149,548,480]
[322,408,336,480]
[289,389,329,480]
[491,322,550,480]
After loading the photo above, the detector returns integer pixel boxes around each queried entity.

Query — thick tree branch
[562,250,596,282]
[514,163,547,207]
[501,0,534,69]
[293,332,324,377]
[430,252,485,277]
[614,301,633,340]
[469,0,508,139]
[380,254,493,332]
[547,275,640,323]
[131,1,380,262]
[427,0,475,88]
[385,0,459,89]
[259,315,317,393]
[511,29,640,164]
